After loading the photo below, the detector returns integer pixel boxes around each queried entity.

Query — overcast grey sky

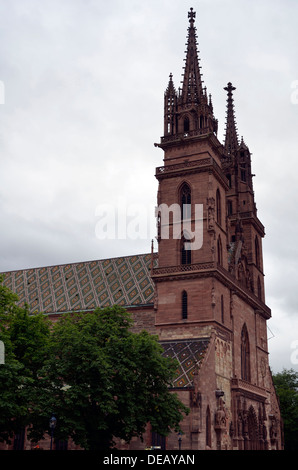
[0,0,297,373]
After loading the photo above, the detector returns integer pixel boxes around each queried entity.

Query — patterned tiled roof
[161,339,209,387]
[1,253,156,314]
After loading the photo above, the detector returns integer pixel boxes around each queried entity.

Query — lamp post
[49,415,57,450]
[178,432,182,451]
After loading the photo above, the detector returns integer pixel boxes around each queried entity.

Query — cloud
[0,0,297,373]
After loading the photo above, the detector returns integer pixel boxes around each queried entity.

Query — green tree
[0,276,51,445]
[273,368,298,450]
[32,306,189,450]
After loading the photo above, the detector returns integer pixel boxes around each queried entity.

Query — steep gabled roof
[1,253,157,315]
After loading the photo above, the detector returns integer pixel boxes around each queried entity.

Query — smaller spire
[239,136,249,151]
[224,82,239,156]
[165,73,176,94]
[208,94,213,112]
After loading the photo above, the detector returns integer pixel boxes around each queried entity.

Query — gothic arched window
[221,295,224,324]
[181,236,191,265]
[206,406,211,448]
[216,189,222,225]
[184,116,190,133]
[180,183,191,220]
[200,115,204,129]
[255,236,260,270]
[257,276,262,300]
[182,291,188,319]
[217,236,223,266]
[241,324,251,382]
[227,200,233,216]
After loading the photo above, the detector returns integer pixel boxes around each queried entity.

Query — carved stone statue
[215,398,227,429]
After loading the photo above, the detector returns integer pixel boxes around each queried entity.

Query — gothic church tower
[152,8,282,450]
[0,6,283,453]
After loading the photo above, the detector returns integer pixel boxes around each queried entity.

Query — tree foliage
[273,368,298,450]
[0,279,189,450]
[0,276,51,443]
[33,306,189,450]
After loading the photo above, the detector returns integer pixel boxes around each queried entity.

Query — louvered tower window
[182,291,188,319]
[181,237,191,265]
[180,183,191,220]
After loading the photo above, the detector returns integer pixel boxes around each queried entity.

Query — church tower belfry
[154,8,229,331]
[162,8,218,147]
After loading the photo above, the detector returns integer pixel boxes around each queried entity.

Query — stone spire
[164,73,178,136]
[224,82,239,156]
[180,7,205,106]
[160,8,218,143]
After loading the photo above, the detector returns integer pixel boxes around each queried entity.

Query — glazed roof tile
[161,339,210,387]
[1,253,157,314]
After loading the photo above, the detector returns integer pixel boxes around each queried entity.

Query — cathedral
[1,9,282,450]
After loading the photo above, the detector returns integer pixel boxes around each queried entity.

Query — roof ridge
[0,252,153,275]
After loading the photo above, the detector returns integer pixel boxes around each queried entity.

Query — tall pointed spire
[180,7,205,106]
[158,8,218,145]
[224,82,239,156]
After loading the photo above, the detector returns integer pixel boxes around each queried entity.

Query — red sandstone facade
[126,8,282,450]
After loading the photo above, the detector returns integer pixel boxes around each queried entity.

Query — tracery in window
[182,291,188,319]
[180,183,191,220]
[216,189,221,225]
[255,236,260,269]
[184,116,190,133]
[241,324,251,382]
[181,236,191,265]
[217,236,223,266]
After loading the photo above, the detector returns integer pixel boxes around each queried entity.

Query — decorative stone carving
[207,197,215,230]
[214,398,227,430]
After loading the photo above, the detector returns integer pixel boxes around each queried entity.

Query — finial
[209,94,213,112]
[224,82,236,95]
[165,72,176,95]
[188,7,196,25]
[239,136,249,150]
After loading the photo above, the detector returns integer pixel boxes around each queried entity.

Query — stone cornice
[231,377,268,401]
[155,155,229,190]
[151,262,271,320]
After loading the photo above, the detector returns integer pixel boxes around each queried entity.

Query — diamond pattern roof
[1,253,156,314]
[161,339,209,387]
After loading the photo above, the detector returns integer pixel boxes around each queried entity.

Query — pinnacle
[224,82,239,156]
[165,73,176,95]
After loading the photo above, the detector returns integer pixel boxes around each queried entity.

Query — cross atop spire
[188,7,196,25]
[166,73,175,93]
[224,82,239,156]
